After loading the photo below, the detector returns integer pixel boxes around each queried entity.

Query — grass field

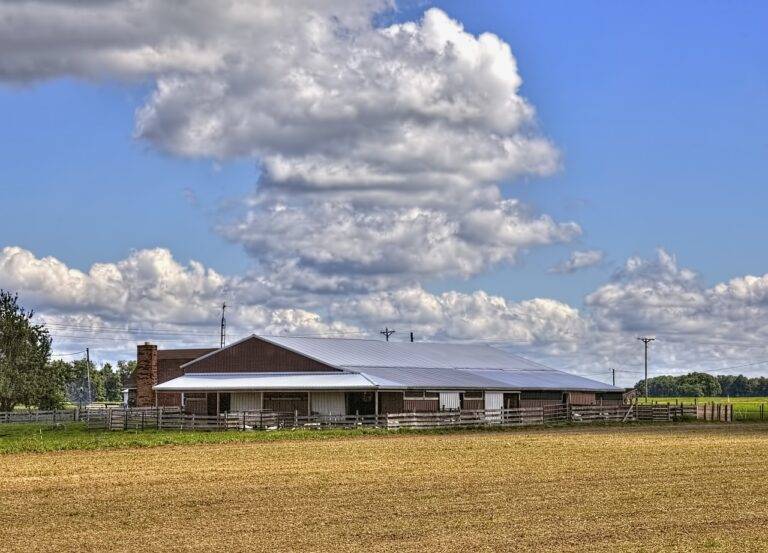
[638,397,768,419]
[0,422,404,454]
[2,424,768,552]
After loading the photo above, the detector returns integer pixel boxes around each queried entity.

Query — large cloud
[223,199,579,292]
[0,246,352,336]
[0,1,575,289]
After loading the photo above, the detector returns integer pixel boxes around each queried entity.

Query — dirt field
[2,424,767,552]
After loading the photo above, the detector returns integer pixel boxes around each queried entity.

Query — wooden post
[375,390,379,422]
[307,391,311,416]
[216,392,220,415]
[294,409,299,428]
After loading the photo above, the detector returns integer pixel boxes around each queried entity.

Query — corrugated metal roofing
[154,372,374,391]
[154,367,619,392]
[260,335,550,371]
[166,335,621,392]
[461,369,619,391]
[356,367,506,389]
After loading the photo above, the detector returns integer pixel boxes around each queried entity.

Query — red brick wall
[136,343,158,407]
[157,392,182,407]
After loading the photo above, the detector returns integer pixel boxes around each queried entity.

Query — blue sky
[3,1,766,308]
[1,0,767,378]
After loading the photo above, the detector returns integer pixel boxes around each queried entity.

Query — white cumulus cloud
[0,1,576,289]
[550,249,605,274]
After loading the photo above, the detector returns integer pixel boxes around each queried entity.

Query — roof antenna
[220,303,227,348]
[380,327,395,342]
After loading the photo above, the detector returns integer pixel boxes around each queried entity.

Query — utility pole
[410,331,414,343]
[637,337,655,401]
[85,347,91,406]
[380,327,395,342]
[611,368,616,387]
[220,303,227,348]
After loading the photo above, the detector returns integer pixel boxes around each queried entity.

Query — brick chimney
[136,342,158,407]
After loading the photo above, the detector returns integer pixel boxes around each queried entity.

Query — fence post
[294,409,299,428]
[242,412,246,431]
[124,410,128,430]
[141,411,145,431]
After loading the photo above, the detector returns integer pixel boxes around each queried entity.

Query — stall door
[439,392,461,411]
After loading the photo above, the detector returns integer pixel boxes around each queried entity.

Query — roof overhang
[154,372,375,392]
[153,369,622,394]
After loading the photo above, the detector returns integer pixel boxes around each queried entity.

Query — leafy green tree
[102,362,123,402]
[0,290,53,411]
[678,372,721,396]
[68,358,106,404]
[677,382,704,397]
[729,375,751,396]
[116,360,136,388]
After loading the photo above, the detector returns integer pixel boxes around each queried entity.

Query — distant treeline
[634,373,768,397]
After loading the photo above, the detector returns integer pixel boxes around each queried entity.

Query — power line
[43,322,375,339]
[52,349,87,357]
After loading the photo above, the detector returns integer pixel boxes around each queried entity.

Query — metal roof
[461,369,620,392]
[154,367,619,392]
[166,336,621,392]
[154,372,374,392]
[259,335,551,371]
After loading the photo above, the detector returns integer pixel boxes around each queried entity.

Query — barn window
[264,392,304,401]
[521,391,562,401]
[463,391,483,399]
[403,390,439,400]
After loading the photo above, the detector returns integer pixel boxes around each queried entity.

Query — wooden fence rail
[82,402,733,432]
[0,409,78,424]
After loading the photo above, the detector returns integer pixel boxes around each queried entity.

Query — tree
[102,363,123,402]
[37,360,77,410]
[67,358,106,404]
[0,290,53,411]
[116,360,136,389]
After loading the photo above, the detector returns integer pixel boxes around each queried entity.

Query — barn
[134,335,623,415]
